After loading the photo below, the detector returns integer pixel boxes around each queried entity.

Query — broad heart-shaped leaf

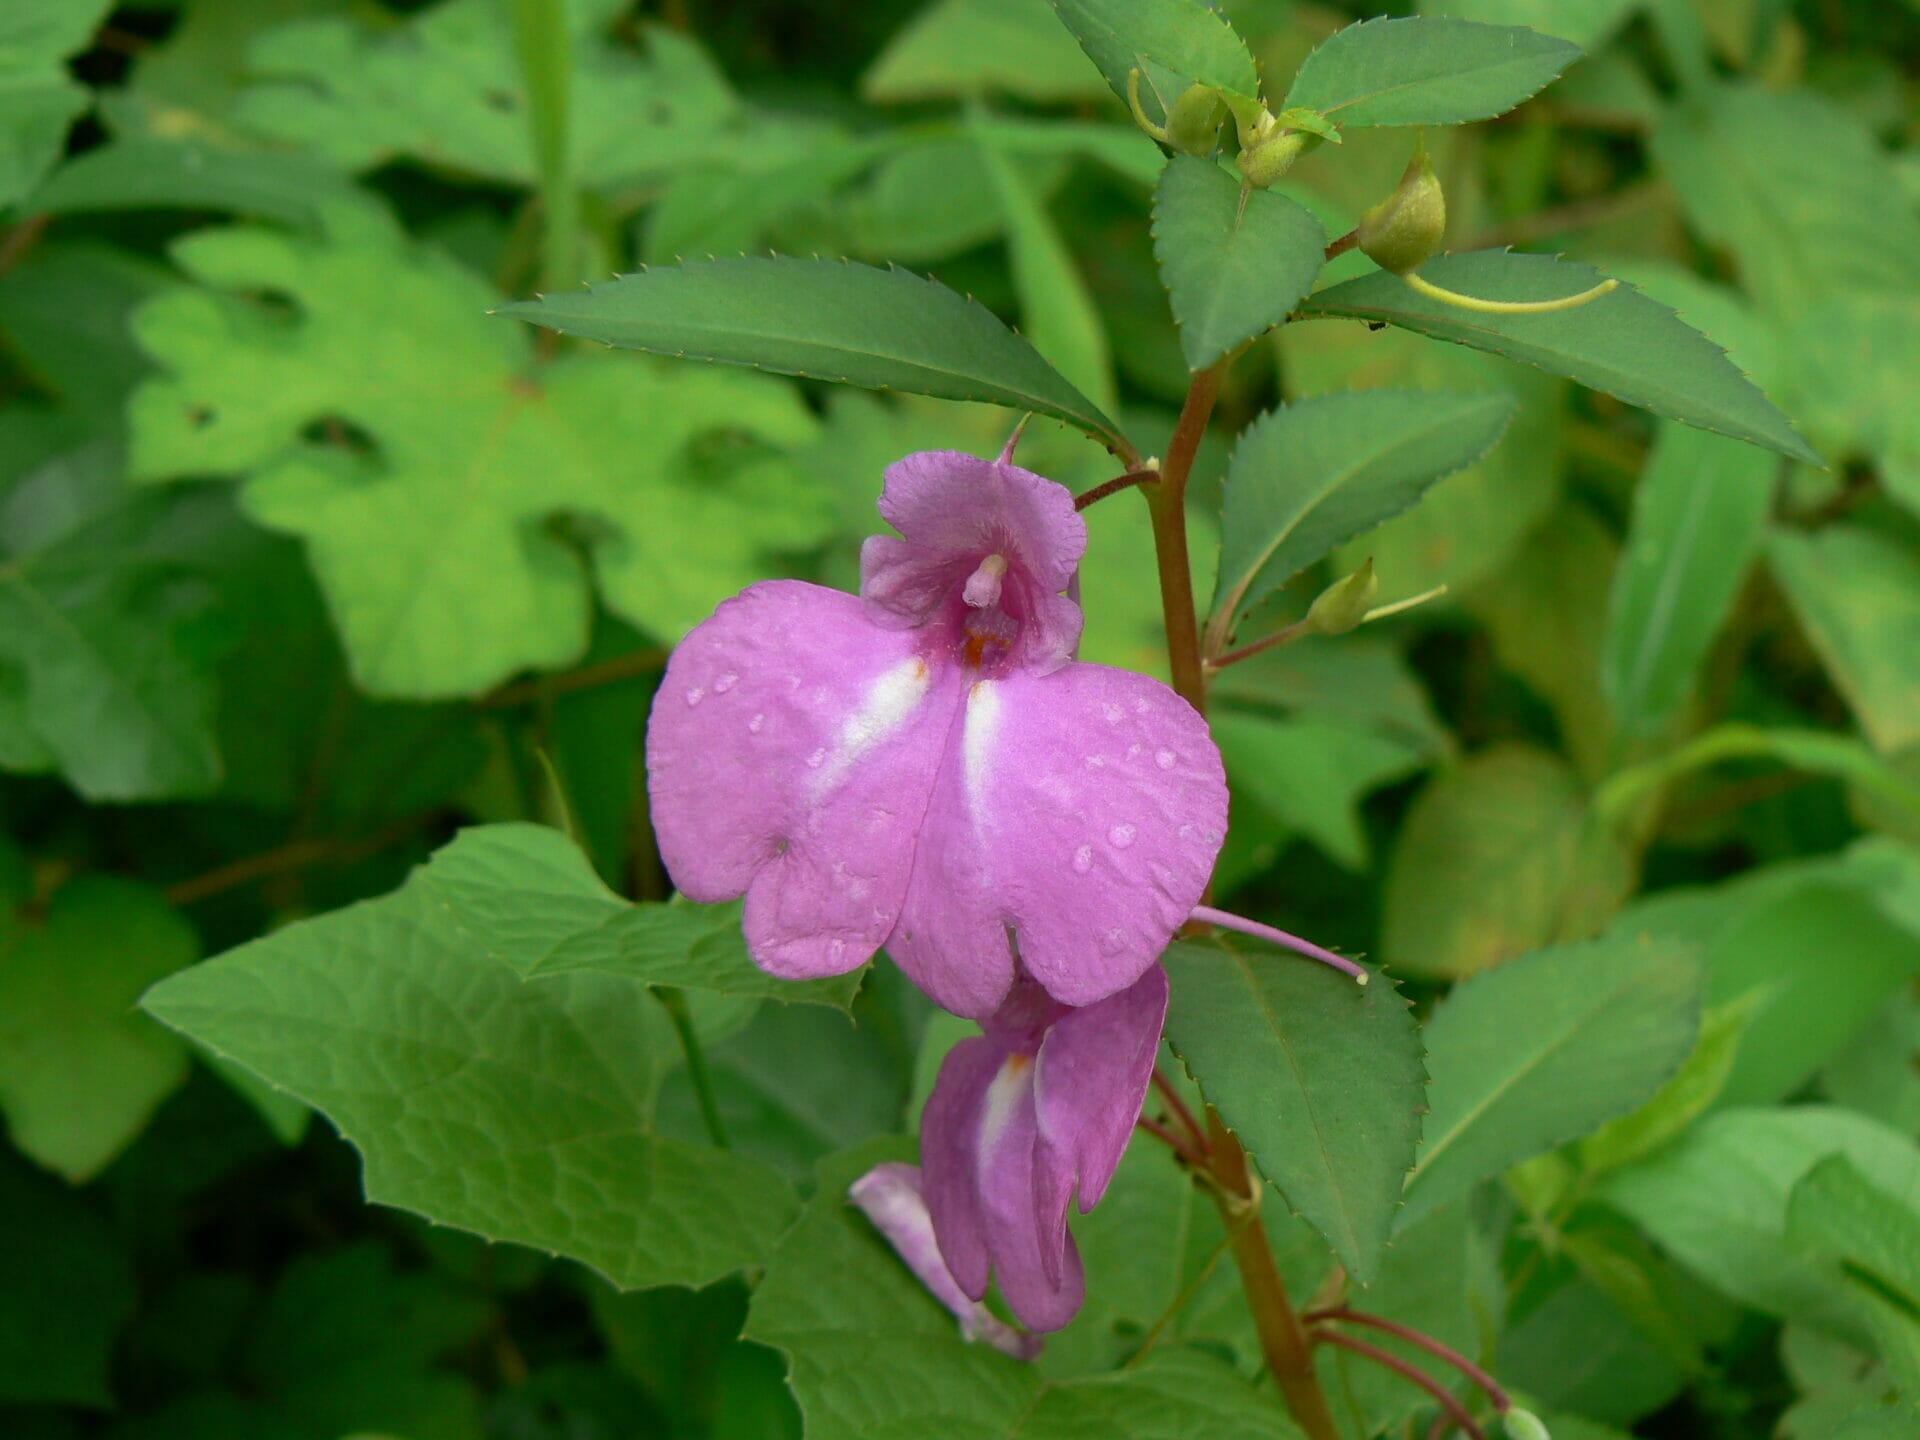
[1151,155,1327,373]
[1297,251,1819,464]
[1208,389,1515,648]
[141,830,801,1291]
[1399,932,1703,1228]
[234,0,738,189]
[1599,1107,1920,1343]
[130,216,831,698]
[1163,939,1425,1285]
[1650,84,1920,319]
[1284,16,1581,128]
[746,1141,1304,1439]
[1788,1155,1920,1390]
[0,872,196,1181]
[0,0,115,207]
[501,256,1130,458]
[0,444,234,800]
[1770,525,1920,757]
[1603,423,1774,739]
[1047,0,1259,128]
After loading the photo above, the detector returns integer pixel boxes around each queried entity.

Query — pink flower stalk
[646,446,1228,1019]
[915,963,1168,1333]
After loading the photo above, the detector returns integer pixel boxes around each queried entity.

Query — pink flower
[646,446,1227,1019]
[916,963,1168,1333]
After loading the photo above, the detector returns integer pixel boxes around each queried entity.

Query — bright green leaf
[0,0,114,208]
[1604,423,1775,738]
[30,138,366,230]
[1209,390,1515,646]
[1297,251,1819,463]
[1164,938,1425,1284]
[1151,155,1328,372]
[130,220,829,697]
[1770,525,1920,756]
[1784,294,1920,519]
[1788,1155,1920,1389]
[865,0,1106,103]
[501,256,1129,458]
[1824,987,1920,1138]
[1419,0,1638,48]
[141,834,800,1290]
[1578,998,1755,1175]
[1284,17,1582,129]
[0,874,197,1181]
[1599,1106,1920,1339]
[1047,0,1259,127]
[1401,931,1702,1226]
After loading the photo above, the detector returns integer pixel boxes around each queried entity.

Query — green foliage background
[5,1,1920,1437]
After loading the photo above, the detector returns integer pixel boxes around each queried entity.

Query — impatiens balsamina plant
[134,4,1848,1439]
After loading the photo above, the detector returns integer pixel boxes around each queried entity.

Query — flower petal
[646,579,962,980]
[893,663,1226,1014]
[970,1052,1087,1332]
[919,1034,1004,1300]
[873,450,1086,594]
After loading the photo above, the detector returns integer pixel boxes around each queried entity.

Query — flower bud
[1306,558,1378,636]
[1163,83,1229,156]
[1504,1409,1551,1440]
[1357,150,1447,275]
[1236,120,1310,189]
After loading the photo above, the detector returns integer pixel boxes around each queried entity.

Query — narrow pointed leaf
[1401,933,1703,1227]
[1152,154,1327,371]
[1210,389,1515,644]
[1164,938,1425,1284]
[1285,17,1582,128]
[1299,251,1817,462]
[1048,0,1259,126]
[499,257,1128,455]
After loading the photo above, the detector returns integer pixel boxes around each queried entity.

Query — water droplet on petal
[1100,927,1127,956]
[713,671,738,694]
[1101,702,1124,724]
[807,747,827,768]
[1084,754,1106,769]
[1072,844,1093,874]
[748,713,765,733]
[1156,748,1177,769]
[685,686,706,707]
[1134,698,1152,715]
[1109,823,1136,849]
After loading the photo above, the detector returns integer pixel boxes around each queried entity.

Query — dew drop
[1101,702,1125,724]
[685,686,706,707]
[1155,748,1177,770]
[713,671,739,694]
[1072,844,1094,874]
[748,713,765,734]
[1100,927,1127,956]
[806,747,827,768]
[1084,754,1106,769]
[1108,823,1136,849]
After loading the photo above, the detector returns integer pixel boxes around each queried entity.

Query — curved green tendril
[1402,271,1619,315]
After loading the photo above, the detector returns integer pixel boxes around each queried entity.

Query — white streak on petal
[964,680,1003,825]
[978,1054,1032,1159]
[812,657,931,798]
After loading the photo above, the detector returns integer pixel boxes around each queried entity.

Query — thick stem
[1208,1113,1341,1440]
[1148,361,1226,718]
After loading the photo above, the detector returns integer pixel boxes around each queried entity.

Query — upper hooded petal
[646,579,963,981]
[890,662,1226,1016]
[874,450,1086,594]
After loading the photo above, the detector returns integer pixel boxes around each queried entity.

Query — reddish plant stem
[1324,227,1359,260]
[1136,1113,1206,1167]
[166,815,433,907]
[1147,360,1225,719]
[1075,468,1160,510]
[1316,1330,1486,1440]
[1307,1307,1511,1412]
[1151,1069,1208,1157]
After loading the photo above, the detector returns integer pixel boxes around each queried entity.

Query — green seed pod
[1164,83,1229,156]
[1504,1409,1552,1440]
[1306,558,1378,636]
[1357,150,1447,275]
[1235,124,1310,189]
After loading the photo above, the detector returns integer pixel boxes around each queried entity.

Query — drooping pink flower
[915,963,1168,1333]
[646,447,1227,1019]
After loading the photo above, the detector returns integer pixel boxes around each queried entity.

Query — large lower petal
[646,580,961,980]
[893,663,1226,1014]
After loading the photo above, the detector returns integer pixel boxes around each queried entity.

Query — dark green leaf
[1284,17,1582,128]
[1047,0,1259,126]
[1297,250,1819,463]
[1164,938,1425,1284]
[30,139,362,229]
[500,257,1129,456]
[1152,155,1327,372]
[1788,1155,1920,1389]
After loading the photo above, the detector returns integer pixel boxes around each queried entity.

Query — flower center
[960,553,1021,669]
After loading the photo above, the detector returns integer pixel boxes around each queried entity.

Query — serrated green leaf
[0,0,114,208]
[865,0,1107,103]
[0,874,197,1181]
[1382,744,1634,979]
[1578,998,1755,1175]
[1298,250,1819,463]
[501,256,1129,457]
[1400,932,1702,1227]
[1209,390,1514,646]
[1650,84,1920,317]
[1418,0,1638,48]
[130,221,829,697]
[1770,525,1920,756]
[141,834,800,1290]
[745,1143,1304,1439]
[1047,0,1259,127]
[1151,155,1327,372]
[1787,1154,1920,1389]
[1284,17,1582,128]
[234,0,738,189]
[1599,1106,1920,1340]
[1164,938,1425,1284]
[1786,294,1920,518]
[1604,423,1775,738]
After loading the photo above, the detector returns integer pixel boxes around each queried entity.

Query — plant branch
[655,986,729,1148]
[1137,1113,1207,1166]
[1149,360,1228,719]
[1307,1307,1511,1412]
[165,816,435,907]
[481,647,669,707]
[1463,178,1667,251]
[1076,468,1160,510]
[1152,1068,1209,1157]
[1315,1330,1486,1440]
[1325,227,1359,260]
